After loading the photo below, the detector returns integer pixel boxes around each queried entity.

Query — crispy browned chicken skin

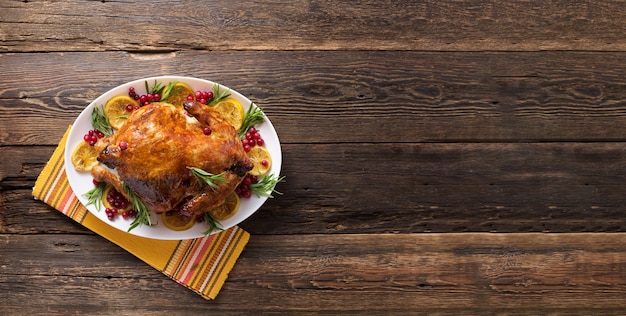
[91,101,252,216]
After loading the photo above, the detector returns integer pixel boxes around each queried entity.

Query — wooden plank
[2,1,626,52]
[2,233,626,314]
[4,51,626,145]
[4,142,626,234]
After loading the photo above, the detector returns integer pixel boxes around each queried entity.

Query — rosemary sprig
[145,79,167,96]
[82,181,107,212]
[189,167,227,190]
[202,212,224,236]
[238,102,266,138]
[159,81,183,102]
[249,174,285,198]
[91,105,113,136]
[122,183,152,232]
[143,80,183,102]
[207,83,231,106]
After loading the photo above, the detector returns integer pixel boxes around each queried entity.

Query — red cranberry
[256,139,265,146]
[119,141,128,150]
[203,127,212,135]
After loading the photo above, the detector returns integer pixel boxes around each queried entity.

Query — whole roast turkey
[91,100,253,216]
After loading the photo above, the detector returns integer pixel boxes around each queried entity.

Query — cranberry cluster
[190,90,214,105]
[128,87,160,107]
[104,186,137,221]
[83,129,105,146]
[242,127,265,152]
[236,174,259,198]
[128,85,217,106]
[105,208,137,221]
[107,187,129,209]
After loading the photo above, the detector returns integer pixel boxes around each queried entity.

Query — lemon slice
[162,82,195,109]
[208,192,240,220]
[246,146,272,176]
[213,98,244,130]
[161,211,196,231]
[104,95,139,130]
[71,141,100,172]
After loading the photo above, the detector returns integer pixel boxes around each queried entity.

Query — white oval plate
[64,76,282,240]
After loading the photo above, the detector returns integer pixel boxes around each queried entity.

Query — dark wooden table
[3,1,626,314]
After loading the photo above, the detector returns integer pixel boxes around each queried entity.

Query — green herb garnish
[82,181,108,212]
[207,83,231,106]
[189,167,227,190]
[202,212,224,236]
[122,183,152,232]
[91,105,113,136]
[159,81,183,102]
[238,102,266,138]
[143,80,183,102]
[249,174,285,198]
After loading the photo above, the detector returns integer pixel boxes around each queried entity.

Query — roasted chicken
[91,101,253,216]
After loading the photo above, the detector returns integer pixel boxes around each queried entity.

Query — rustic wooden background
[3,0,626,314]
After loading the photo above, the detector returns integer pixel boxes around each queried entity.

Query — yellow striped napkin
[33,126,249,300]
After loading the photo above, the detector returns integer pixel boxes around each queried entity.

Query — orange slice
[162,82,195,109]
[161,211,196,231]
[104,95,139,130]
[246,146,272,176]
[213,98,244,130]
[208,192,240,220]
[71,141,100,172]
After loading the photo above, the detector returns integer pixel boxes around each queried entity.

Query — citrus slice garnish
[161,211,196,231]
[213,98,244,130]
[246,146,272,176]
[162,82,195,109]
[71,141,100,172]
[104,95,139,130]
[208,192,240,220]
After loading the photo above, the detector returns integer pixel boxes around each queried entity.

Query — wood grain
[3,233,626,315]
[3,51,626,145]
[4,0,626,313]
[4,142,626,234]
[2,0,626,52]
